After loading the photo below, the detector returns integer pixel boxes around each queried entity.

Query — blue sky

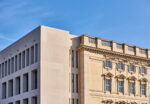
[0,0,150,50]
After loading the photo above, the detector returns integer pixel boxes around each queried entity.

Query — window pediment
[139,78,148,82]
[128,76,137,80]
[115,74,126,79]
[102,72,114,77]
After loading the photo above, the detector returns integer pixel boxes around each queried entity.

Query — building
[0,25,150,104]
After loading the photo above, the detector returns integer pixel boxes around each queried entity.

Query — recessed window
[118,81,124,93]
[130,82,135,94]
[72,50,74,68]
[88,38,96,43]
[118,63,124,70]
[2,82,6,99]
[117,44,123,49]
[105,61,111,68]
[102,40,111,46]
[32,96,38,104]
[72,73,74,93]
[141,84,146,95]
[128,46,134,51]
[129,65,135,72]
[23,73,29,92]
[23,98,29,104]
[8,79,13,97]
[32,70,38,90]
[105,79,111,92]
[15,76,21,95]
[140,67,146,74]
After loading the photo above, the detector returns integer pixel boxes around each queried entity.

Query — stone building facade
[0,26,150,104]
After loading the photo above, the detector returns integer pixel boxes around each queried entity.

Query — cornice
[77,45,150,62]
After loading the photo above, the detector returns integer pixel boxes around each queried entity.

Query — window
[35,44,38,62]
[2,82,6,99]
[72,50,74,68]
[105,79,111,91]
[16,100,20,104]
[76,99,79,104]
[102,40,111,46]
[31,46,34,64]
[141,67,146,74]
[15,76,20,95]
[19,53,21,70]
[105,61,111,68]
[32,70,38,90]
[22,51,25,68]
[8,79,13,97]
[5,61,7,76]
[118,63,124,70]
[128,46,134,51]
[2,63,4,78]
[0,64,1,78]
[26,48,29,66]
[8,102,13,104]
[76,74,78,93]
[117,44,123,49]
[129,65,135,72]
[76,51,78,68]
[118,81,124,93]
[141,84,146,95]
[32,96,38,104]
[23,98,29,104]
[8,60,10,75]
[72,98,74,104]
[11,57,14,73]
[130,82,135,94]
[23,73,29,92]
[72,73,74,93]
[15,55,18,72]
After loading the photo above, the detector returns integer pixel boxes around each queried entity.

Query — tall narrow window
[130,82,135,94]
[2,82,6,99]
[5,61,7,76]
[22,51,25,68]
[15,55,18,72]
[76,74,78,93]
[72,73,74,93]
[19,53,21,70]
[129,65,135,72]
[8,60,10,75]
[72,98,74,104]
[32,96,38,104]
[76,99,78,104]
[0,64,1,78]
[31,46,34,64]
[105,79,111,91]
[23,98,29,104]
[118,81,124,93]
[16,100,20,104]
[76,51,78,68]
[72,50,74,68]
[140,67,146,74]
[35,44,38,62]
[8,79,13,97]
[23,73,28,92]
[15,76,20,95]
[11,57,14,73]
[26,48,29,66]
[141,84,146,95]
[32,70,38,90]
[105,61,111,68]
[2,63,4,78]
[118,63,124,70]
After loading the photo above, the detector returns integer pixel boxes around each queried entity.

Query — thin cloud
[0,34,15,42]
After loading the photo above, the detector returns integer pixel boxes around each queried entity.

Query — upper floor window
[118,63,124,70]
[88,38,96,43]
[141,84,146,96]
[128,46,134,51]
[130,82,135,94]
[118,81,124,93]
[129,65,135,72]
[116,44,123,49]
[72,50,74,68]
[139,49,146,54]
[105,79,111,92]
[102,40,111,46]
[105,61,111,68]
[140,67,146,74]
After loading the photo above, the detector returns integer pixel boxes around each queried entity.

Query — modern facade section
[0,25,150,104]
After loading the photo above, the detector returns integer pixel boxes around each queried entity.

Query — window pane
[106,61,111,68]
[105,79,111,91]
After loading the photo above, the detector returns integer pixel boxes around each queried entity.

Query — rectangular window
[76,99,78,104]
[76,74,78,93]
[26,48,29,66]
[16,100,20,104]
[128,46,134,51]
[35,44,38,62]
[23,73,29,92]
[2,82,6,99]
[0,64,1,78]
[22,51,25,68]
[72,50,74,68]
[130,82,135,94]
[72,73,74,93]
[105,61,111,68]
[105,79,111,91]
[11,57,14,73]
[72,98,74,104]
[102,40,111,46]
[8,79,13,97]
[117,44,123,49]
[31,46,34,64]
[19,53,21,70]
[23,98,29,104]
[32,70,38,90]
[5,61,7,76]
[129,65,135,72]
[76,51,78,68]
[15,55,18,72]
[8,102,13,104]
[2,63,4,78]
[118,81,124,93]
[141,67,146,74]
[15,76,20,95]
[88,38,96,43]
[141,84,146,95]
[118,63,124,70]
[32,96,38,104]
